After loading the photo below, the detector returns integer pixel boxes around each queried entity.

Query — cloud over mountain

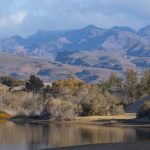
[0,0,150,38]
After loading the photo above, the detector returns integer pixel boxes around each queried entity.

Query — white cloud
[10,11,27,24]
[0,11,27,27]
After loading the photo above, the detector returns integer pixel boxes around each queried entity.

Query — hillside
[0,53,120,83]
[0,53,79,82]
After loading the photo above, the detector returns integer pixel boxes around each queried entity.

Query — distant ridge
[1,24,150,57]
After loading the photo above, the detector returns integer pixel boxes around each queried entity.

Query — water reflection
[0,121,150,150]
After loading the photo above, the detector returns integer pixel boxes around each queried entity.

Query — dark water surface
[0,120,150,150]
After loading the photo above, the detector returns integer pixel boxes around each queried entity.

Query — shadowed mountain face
[55,51,122,70]
[138,25,150,37]
[0,25,150,82]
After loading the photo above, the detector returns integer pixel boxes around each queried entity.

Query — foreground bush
[0,89,44,116]
[48,99,82,119]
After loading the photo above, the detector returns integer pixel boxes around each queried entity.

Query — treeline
[101,69,150,119]
[0,69,150,119]
[0,75,124,119]
[101,69,150,105]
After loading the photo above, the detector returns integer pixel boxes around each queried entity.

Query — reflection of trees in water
[0,122,51,149]
[1,121,148,149]
[36,124,137,146]
[0,122,27,144]
[44,124,83,147]
[79,126,137,144]
[26,124,50,150]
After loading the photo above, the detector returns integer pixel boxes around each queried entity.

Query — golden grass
[76,113,136,121]
[0,112,11,119]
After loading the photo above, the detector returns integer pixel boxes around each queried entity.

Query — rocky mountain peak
[138,25,150,36]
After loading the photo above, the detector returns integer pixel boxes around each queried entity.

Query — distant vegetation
[0,69,150,120]
[0,76,25,87]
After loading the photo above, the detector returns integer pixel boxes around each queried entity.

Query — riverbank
[6,113,150,127]
[42,142,150,150]
[64,114,150,127]
[8,113,136,123]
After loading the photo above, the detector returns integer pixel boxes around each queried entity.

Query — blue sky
[0,0,150,38]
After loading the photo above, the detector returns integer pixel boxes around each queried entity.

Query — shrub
[48,99,82,119]
[0,89,45,116]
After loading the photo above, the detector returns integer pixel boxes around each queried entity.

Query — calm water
[0,120,150,150]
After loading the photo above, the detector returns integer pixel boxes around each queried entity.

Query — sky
[0,0,150,38]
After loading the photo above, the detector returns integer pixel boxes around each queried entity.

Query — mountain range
[0,24,150,82]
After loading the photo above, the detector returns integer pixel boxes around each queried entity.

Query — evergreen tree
[26,75,44,92]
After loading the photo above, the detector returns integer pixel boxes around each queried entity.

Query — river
[0,120,150,150]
